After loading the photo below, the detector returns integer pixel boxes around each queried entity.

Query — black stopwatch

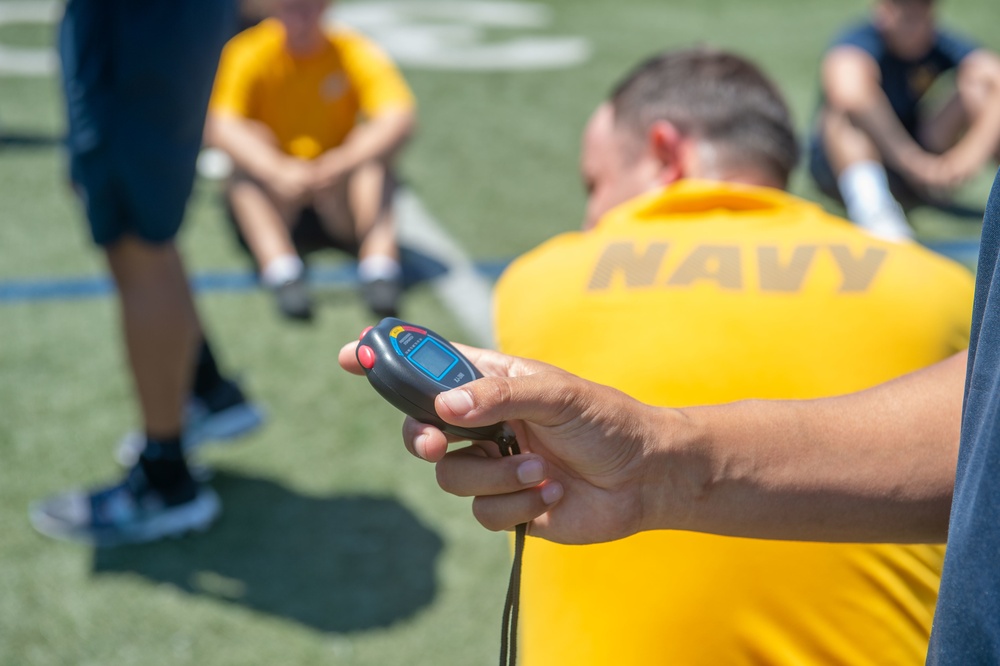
[356,317,523,666]
[356,317,508,444]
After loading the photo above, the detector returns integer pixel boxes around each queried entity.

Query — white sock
[357,255,401,283]
[261,254,304,288]
[837,161,913,240]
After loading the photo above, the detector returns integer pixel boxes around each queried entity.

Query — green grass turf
[1,0,997,664]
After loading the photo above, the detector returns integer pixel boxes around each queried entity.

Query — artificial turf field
[1,0,997,664]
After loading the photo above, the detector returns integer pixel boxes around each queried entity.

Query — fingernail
[540,482,564,506]
[516,459,544,485]
[440,389,474,415]
[414,434,429,458]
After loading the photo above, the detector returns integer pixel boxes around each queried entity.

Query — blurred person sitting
[490,48,973,665]
[206,0,415,321]
[810,0,1000,240]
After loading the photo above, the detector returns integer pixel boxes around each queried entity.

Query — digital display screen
[409,339,457,379]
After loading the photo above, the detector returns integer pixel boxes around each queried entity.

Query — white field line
[0,1,60,76]
[395,189,495,348]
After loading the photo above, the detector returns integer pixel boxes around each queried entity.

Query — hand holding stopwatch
[356,318,523,666]
[356,318,518,453]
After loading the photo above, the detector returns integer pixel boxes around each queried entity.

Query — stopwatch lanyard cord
[496,433,524,666]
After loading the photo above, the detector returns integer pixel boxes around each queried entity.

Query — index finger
[338,341,365,375]
[450,343,555,380]
[340,338,551,381]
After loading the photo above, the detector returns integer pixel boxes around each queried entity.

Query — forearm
[847,99,930,172]
[319,109,414,174]
[205,113,290,182]
[647,351,966,543]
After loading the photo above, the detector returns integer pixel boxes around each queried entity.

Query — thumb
[435,372,581,430]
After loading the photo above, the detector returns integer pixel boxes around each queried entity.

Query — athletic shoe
[273,276,313,321]
[186,378,265,445]
[115,378,266,465]
[361,276,402,318]
[29,466,220,548]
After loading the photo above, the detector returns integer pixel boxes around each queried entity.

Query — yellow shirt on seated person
[495,180,974,666]
[210,18,414,160]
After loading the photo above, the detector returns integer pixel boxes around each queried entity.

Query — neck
[682,140,784,190]
[284,27,326,57]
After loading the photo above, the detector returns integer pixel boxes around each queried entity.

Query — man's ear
[647,120,684,185]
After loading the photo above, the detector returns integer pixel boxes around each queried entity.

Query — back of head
[609,48,799,188]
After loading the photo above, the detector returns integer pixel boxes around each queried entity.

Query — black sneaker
[274,276,313,321]
[361,277,402,318]
[29,466,220,548]
[115,378,265,465]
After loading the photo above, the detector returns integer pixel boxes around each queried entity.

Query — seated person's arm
[931,49,1000,187]
[823,46,934,180]
[312,108,416,188]
[205,112,306,186]
[340,342,965,546]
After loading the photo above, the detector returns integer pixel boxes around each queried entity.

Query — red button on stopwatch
[357,344,376,369]
[359,326,373,340]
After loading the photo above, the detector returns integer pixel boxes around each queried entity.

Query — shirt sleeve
[832,22,884,60]
[208,32,260,118]
[933,29,979,69]
[336,30,416,119]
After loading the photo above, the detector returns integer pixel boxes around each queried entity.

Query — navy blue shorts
[59,0,235,246]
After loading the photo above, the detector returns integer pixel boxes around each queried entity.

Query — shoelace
[495,432,524,666]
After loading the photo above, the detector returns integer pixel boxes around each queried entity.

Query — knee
[227,173,297,228]
[105,236,193,302]
[957,53,1000,117]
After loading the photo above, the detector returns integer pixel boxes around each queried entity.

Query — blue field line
[921,238,981,265]
[0,259,513,304]
[0,240,979,305]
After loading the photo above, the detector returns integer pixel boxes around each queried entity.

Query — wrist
[317,148,355,177]
[638,404,711,534]
[259,154,297,182]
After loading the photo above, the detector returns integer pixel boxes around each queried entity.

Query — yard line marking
[0,0,60,76]
[395,189,498,348]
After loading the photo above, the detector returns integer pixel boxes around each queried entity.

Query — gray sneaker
[29,466,220,548]
[274,276,313,321]
[361,276,402,318]
[115,379,265,465]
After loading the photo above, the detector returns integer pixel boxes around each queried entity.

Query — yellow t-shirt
[209,18,415,159]
[494,181,974,666]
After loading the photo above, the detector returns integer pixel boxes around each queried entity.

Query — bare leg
[351,163,399,263]
[922,60,1000,162]
[227,172,313,320]
[956,61,1000,163]
[820,108,882,176]
[28,235,223,545]
[227,173,299,270]
[313,162,402,316]
[104,235,200,439]
[313,162,399,262]
[819,109,912,239]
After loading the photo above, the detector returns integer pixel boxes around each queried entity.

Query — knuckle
[471,497,507,532]
[434,460,464,495]
[472,376,512,412]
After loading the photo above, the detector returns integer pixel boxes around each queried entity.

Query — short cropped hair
[609,48,799,188]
